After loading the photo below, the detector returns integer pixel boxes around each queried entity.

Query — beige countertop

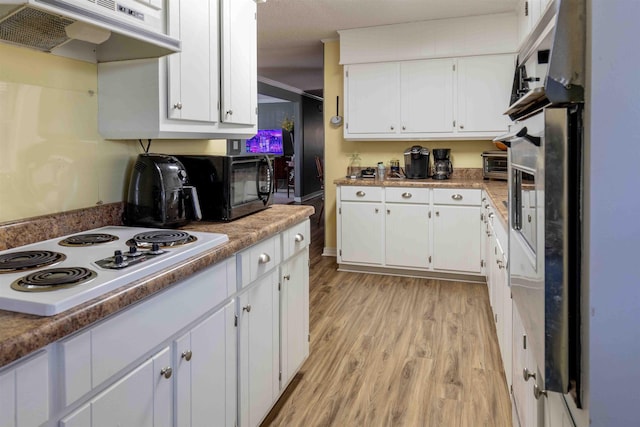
[335,176,508,227]
[0,204,314,368]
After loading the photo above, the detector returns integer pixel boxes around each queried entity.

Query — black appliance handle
[256,157,273,203]
[183,186,202,221]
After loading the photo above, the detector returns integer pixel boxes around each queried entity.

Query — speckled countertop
[0,204,313,368]
[335,176,508,227]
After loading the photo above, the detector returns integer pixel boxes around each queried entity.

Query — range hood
[505,0,585,120]
[0,0,180,62]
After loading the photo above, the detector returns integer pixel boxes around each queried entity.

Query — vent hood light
[0,0,180,62]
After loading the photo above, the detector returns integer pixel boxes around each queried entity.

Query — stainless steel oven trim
[509,107,581,398]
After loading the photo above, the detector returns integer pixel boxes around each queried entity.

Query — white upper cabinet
[456,55,515,133]
[340,13,518,141]
[401,59,455,133]
[343,54,515,140]
[98,0,257,139]
[167,0,217,123]
[220,0,258,126]
[345,62,399,134]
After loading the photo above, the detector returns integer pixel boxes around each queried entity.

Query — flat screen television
[245,129,284,155]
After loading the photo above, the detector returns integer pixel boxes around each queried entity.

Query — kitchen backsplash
[0,43,226,224]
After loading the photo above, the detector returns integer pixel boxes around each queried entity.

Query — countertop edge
[0,205,314,368]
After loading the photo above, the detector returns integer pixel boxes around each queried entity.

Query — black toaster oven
[481,150,508,180]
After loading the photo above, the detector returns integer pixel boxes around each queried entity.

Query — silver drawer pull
[488,212,495,219]
[401,192,412,199]
[451,194,463,201]
[294,233,304,242]
[160,367,172,379]
[181,350,192,361]
[533,384,547,400]
[243,304,252,313]
[258,253,271,264]
[356,190,366,197]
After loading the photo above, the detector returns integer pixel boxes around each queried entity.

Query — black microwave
[173,154,273,221]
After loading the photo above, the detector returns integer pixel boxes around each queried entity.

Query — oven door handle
[494,126,541,147]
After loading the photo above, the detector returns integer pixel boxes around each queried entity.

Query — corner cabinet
[98,0,257,139]
[343,54,514,140]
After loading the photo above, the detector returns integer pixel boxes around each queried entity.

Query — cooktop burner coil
[0,250,67,273]
[11,267,98,292]
[129,230,197,248]
[59,233,119,247]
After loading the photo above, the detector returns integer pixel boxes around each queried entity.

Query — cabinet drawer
[385,187,429,204]
[239,234,281,289]
[283,220,310,260]
[340,185,382,202]
[433,188,481,205]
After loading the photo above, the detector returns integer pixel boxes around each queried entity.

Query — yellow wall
[0,43,226,224]
[322,40,494,249]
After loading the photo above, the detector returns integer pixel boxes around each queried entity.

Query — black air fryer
[125,154,202,228]
[403,145,430,179]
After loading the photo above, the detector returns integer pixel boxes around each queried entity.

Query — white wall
[586,1,640,425]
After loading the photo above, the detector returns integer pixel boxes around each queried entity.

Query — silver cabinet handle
[390,125,394,130]
[243,304,252,313]
[401,192,412,199]
[451,194,463,201]
[283,274,291,280]
[387,209,391,214]
[356,190,366,197]
[160,367,172,379]
[497,260,505,269]
[533,383,547,400]
[488,212,495,219]
[258,253,271,264]
[226,110,233,115]
[528,214,532,223]
[294,233,304,242]
[181,350,192,361]
[402,125,406,130]
[375,208,379,213]
[459,124,464,129]
[435,211,440,216]
[523,368,536,382]
[173,102,182,110]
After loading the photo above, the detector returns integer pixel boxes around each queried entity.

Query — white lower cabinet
[432,189,482,274]
[238,270,280,427]
[0,350,49,427]
[385,188,430,269]
[338,186,384,265]
[280,247,310,387]
[175,301,237,427]
[337,185,482,276]
[61,347,172,427]
[511,303,539,427]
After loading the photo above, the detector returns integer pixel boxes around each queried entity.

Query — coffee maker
[403,146,430,179]
[432,148,453,180]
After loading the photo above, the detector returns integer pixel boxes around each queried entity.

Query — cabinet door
[400,59,455,133]
[433,205,482,273]
[239,270,280,427]
[221,0,257,125]
[385,204,430,268]
[280,247,310,387]
[345,63,399,134]
[167,0,217,122]
[176,301,237,427]
[456,54,514,133]
[91,347,172,427]
[339,201,384,265]
[0,351,49,427]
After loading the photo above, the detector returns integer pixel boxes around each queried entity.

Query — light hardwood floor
[263,198,512,426]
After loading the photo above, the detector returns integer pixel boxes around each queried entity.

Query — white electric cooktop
[0,226,228,316]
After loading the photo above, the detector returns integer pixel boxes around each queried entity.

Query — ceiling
[256,0,519,96]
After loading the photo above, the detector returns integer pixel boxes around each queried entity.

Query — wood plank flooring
[263,198,512,426]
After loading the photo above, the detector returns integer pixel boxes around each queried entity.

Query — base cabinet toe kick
[0,220,311,427]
